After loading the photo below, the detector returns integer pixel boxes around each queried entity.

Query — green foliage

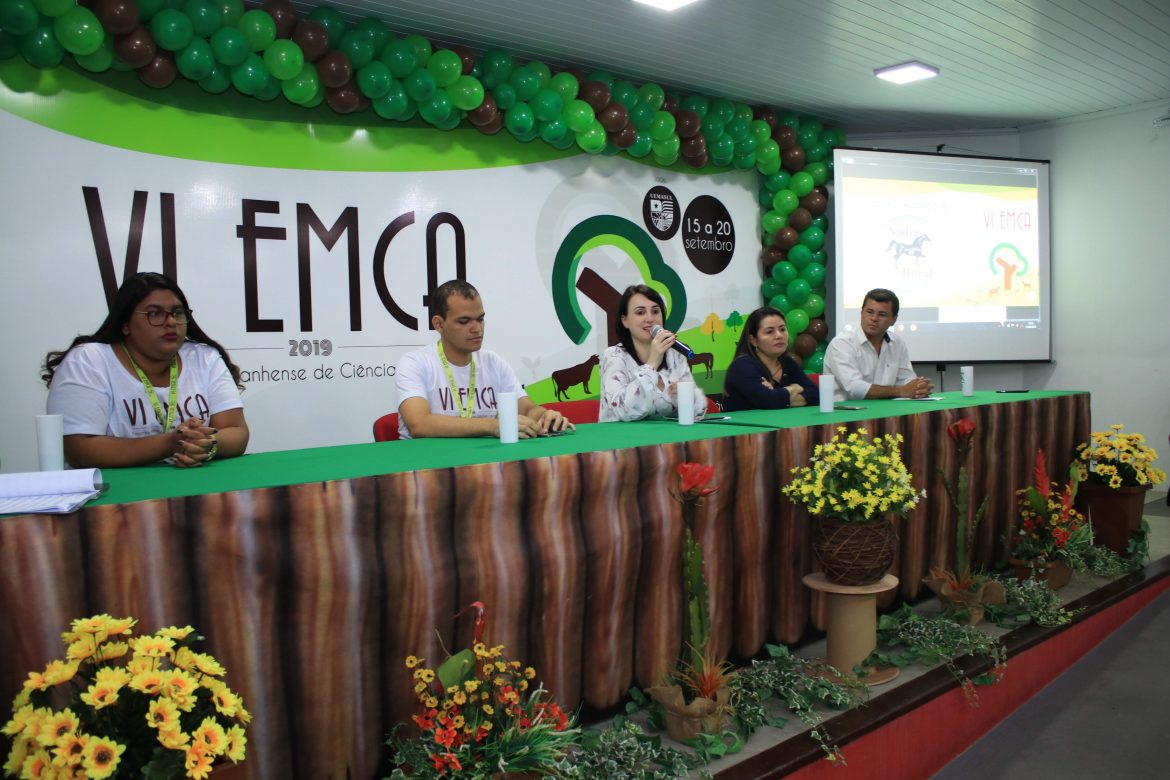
[984,575,1080,628]
[554,718,709,780]
[680,526,711,673]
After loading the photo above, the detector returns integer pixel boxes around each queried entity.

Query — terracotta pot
[922,567,1006,625]
[1010,558,1072,590]
[646,684,731,742]
[811,515,897,586]
[1080,480,1149,554]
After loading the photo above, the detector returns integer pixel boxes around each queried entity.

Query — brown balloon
[292,21,329,62]
[564,68,586,85]
[326,81,361,114]
[794,333,817,358]
[800,191,828,216]
[683,151,708,168]
[772,227,799,251]
[597,101,629,132]
[680,134,706,158]
[675,109,701,138]
[661,92,678,114]
[115,26,156,69]
[451,45,476,75]
[263,0,298,38]
[316,50,352,89]
[790,353,804,368]
[773,124,797,150]
[807,318,828,341]
[814,185,829,198]
[761,247,785,266]
[610,124,637,149]
[477,112,504,135]
[754,106,777,128]
[467,92,498,126]
[579,81,611,112]
[781,144,806,173]
[137,50,176,89]
[787,207,812,232]
[92,0,138,36]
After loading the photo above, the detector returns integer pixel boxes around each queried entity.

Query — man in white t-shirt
[823,288,934,402]
[395,280,573,440]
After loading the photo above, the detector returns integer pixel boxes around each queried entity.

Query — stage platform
[697,491,1170,779]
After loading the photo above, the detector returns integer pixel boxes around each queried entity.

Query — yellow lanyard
[436,341,475,418]
[123,344,179,431]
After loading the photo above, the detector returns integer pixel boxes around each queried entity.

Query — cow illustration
[551,354,600,401]
[887,234,930,265]
[688,352,714,379]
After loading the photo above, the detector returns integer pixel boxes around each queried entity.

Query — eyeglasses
[135,308,191,326]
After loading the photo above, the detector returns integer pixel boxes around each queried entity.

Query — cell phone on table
[836,405,866,410]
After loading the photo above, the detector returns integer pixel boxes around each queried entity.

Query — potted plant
[3,614,248,780]
[783,426,925,585]
[1010,450,1091,589]
[646,462,735,742]
[923,416,1004,624]
[1073,424,1166,554]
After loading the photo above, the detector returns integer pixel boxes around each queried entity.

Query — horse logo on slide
[887,234,931,266]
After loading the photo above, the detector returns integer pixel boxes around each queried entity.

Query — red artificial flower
[678,462,719,499]
[1032,449,1050,498]
[453,601,487,645]
[947,416,977,442]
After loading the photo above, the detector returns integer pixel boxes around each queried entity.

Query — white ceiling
[287,0,1170,134]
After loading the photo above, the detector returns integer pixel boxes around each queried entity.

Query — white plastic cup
[497,392,519,444]
[677,378,695,426]
[36,414,65,471]
[961,366,974,396]
[819,375,835,413]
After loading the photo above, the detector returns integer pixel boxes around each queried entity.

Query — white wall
[852,103,1170,474]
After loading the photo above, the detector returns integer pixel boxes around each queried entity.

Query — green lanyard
[436,341,475,418]
[123,344,179,431]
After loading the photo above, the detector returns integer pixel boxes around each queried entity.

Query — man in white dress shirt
[823,288,934,402]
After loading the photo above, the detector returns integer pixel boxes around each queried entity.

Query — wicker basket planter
[812,515,897,586]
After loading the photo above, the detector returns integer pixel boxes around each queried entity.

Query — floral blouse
[598,344,707,422]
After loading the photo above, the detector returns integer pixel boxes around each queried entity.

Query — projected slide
[833,150,1051,363]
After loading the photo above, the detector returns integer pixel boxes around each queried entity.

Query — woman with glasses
[43,272,249,468]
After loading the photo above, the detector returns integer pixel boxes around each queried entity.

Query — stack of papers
[0,469,104,515]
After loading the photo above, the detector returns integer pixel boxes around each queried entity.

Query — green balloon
[811,249,827,266]
[812,216,828,231]
[761,278,782,300]
[419,91,453,125]
[648,110,676,141]
[481,48,512,84]
[586,69,613,87]
[765,171,791,192]
[800,226,825,251]
[338,30,374,69]
[770,261,797,285]
[539,117,568,143]
[733,151,756,169]
[216,0,244,27]
[805,162,829,186]
[562,98,594,133]
[750,119,771,142]
[725,117,749,141]
[761,210,786,233]
[148,8,192,52]
[507,64,540,101]
[787,244,813,269]
[637,82,664,110]
[432,110,461,131]
[504,102,535,136]
[680,93,709,117]
[803,293,825,318]
[805,141,828,163]
[403,33,431,66]
[263,39,303,81]
[629,101,655,131]
[797,124,818,147]
[576,121,607,153]
[446,74,483,111]
[282,63,319,105]
[53,6,103,56]
[74,34,114,72]
[355,17,389,52]
[31,0,71,17]
[786,307,810,335]
[307,6,345,48]
[734,102,752,122]
[183,0,223,39]
[611,79,637,109]
[800,262,826,287]
[756,139,780,163]
[822,127,847,148]
[756,157,780,176]
[0,0,38,36]
[381,40,417,78]
[19,20,63,67]
[301,86,325,108]
[710,98,734,123]
[230,52,269,95]
[804,350,824,373]
[651,134,679,158]
[427,48,462,87]
[198,63,231,93]
[528,88,563,123]
[210,26,248,66]
[528,59,551,87]
[176,37,215,80]
[786,278,811,306]
[771,189,799,215]
[548,131,576,150]
[491,82,516,110]
[355,60,392,98]
[238,8,275,53]
[768,293,791,314]
[627,131,652,158]
[371,81,408,118]
[550,70,578,102]
[790,171,815,197]
[254,76,281,101]
[711,135,734,160]
[403,68,437,102]
[136,0,165,23]
[652,150,678,167]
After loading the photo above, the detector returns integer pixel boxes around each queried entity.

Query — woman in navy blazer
[722,306,818,411]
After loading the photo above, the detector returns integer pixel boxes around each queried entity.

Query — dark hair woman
[721,306,818,411]
[43,272,249,468]
[599,284,706,422]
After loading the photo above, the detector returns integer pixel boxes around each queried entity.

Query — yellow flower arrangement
[1074,424,1165,490]
[782,426,925,522]
[3,614,248,780]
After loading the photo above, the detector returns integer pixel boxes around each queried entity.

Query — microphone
[649,324,695,359]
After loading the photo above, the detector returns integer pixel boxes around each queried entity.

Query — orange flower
[678,462,718,498]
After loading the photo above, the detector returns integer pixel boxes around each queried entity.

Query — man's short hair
[862,288,900,317]
[432,279,480,319]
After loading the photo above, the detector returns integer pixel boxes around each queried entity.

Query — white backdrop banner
[0,110,762,471]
